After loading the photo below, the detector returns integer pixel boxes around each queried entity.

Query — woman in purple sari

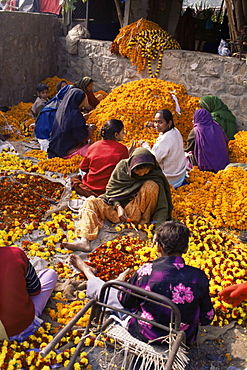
[193,109,229,173]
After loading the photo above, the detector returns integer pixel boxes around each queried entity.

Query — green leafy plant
[62,0,87,13]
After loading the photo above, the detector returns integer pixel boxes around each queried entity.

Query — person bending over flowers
[69,220,214,346]
[63,148,172,252]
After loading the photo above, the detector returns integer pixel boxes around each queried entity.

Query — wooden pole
[123,0,131,27]
[224,0,238,41]
[113,0,123,28]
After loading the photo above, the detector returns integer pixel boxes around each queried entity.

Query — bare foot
[69,254,96,279]
[62,237,91,252]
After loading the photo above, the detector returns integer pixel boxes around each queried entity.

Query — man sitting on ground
[70,220,214,345]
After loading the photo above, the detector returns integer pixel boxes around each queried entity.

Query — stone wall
[0,11,62,107]
[57,38,247,130]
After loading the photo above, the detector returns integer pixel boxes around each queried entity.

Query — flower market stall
[0,76,247,369]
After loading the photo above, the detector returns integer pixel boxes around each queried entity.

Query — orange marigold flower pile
[0,107,32,141]
[228,131,247,163]
[5,102,35,137]
[88,78,200,146]
[172,166,247,230]
[111,18,180,76]
[42,76,73,98]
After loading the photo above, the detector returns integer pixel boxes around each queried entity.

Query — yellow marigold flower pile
[111,18,180,76]
[42,76,73,98]
[33,154,83,175]
[185,215,247,327]
[228,131,247,163]
[88,78,200,146]
[0,152,33,174]
[0,324,91,370]
[172,166,247,230]
[47,300,91,327]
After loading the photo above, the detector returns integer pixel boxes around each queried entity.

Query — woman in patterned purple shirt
[119,220,214,345]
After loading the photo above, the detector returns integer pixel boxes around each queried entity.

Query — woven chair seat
[103,322,189,370]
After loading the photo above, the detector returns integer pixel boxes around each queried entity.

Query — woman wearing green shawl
[199,95,237,140]
[185,95,237,152]
[63,148,173,252]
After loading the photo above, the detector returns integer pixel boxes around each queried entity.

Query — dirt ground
[186,324,247,370]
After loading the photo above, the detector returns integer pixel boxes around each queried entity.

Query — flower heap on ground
[0,173,64,232]
[0,152,33,174]
[4,102,35,138]
[87,78,200,146]
[33,154,84,175]
[0,323,92,370]
[171,166,247,230]
[110,18,181,77]
[0,111,25,141]
[0,151,83,178]
[184,215,247,327]
[228,131,247,163]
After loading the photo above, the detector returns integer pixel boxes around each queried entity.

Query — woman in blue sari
[47,88,91,159]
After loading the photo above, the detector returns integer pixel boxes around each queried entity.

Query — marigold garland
[111,19,180,76]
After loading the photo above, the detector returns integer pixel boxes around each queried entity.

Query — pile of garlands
[111,18,181,77]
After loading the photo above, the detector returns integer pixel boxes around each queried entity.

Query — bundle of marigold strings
[110,18,180,76]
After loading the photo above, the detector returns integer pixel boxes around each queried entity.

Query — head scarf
[102,148,173,226]
[48,88,88,158]
[74,77,93,93]
[56,80,67,92]
[194,109,229,173]
[199,95,237,140]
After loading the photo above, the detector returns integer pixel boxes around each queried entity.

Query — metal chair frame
[41,280,186,370]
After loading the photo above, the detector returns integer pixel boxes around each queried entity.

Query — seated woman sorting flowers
[71,119,129,197]
[69,221,214,346]
[63,148,172,252]
[140,109,187,189]
[48,88,95,159]
[188,109,230,173]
